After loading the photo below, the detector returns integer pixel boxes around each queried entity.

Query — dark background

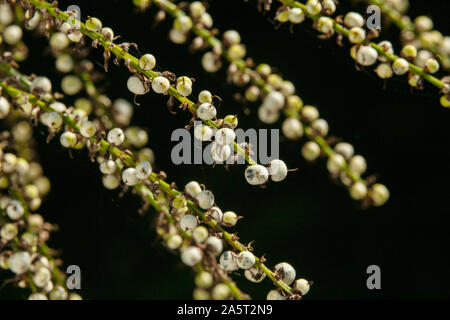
[1,0,450,299]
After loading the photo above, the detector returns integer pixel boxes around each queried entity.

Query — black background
[1,0,450,300]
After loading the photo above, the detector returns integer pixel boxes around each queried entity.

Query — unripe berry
[302,141,321,161]
[223,115,238,129]
[425,58,439,73]
[401,44,417,60]
[174,15,193,32]
[334,142,354,160]
[100,160,116,175]
[317,17,333,33]
[101,27,114,40]
[85,17,102,32]
[135,161,152,179]
[0,96,10,119]
[306,0,322,16]
[349,155,367,175]
[166,234,183,249]
[301,105,319,122]
[375,63,393,79]
[223,30,241,46]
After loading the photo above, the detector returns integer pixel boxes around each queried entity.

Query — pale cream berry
[334,142,354,160]
[194,124,214,141]
[31,76,52,93]
[181,246,203,266]
[196,190,215,210]
[263,91,285,111]
[245,266,267,283]
[350,182,368,200]
[28,293,48,300]
[205,236,223,256]
[3,25,23,45]
[245,165,269,185]
[274,262,296,285]
[185,181,202,198]
[211,142,232,162]
[1,223,18,241]
[392,58,410,75]
[377,41,394,62]
[0,96,10,119]
[425,58,439,73]
[195,271,213,289]
[101,27,114,40]
[202,52,221,72]
[80,121,96,138]
[294,278,310,295]
[223,30,241,46]
[190,1,206,18]
[122,167,138,186]
[60,131,77,148]
[414,16,433,32]
[6,200,24,220]
[311,118,329,137]
[267,289,286,300]
[222,211,238,227]
[237,251,255,269]
[169,28,187,44]
[344,12,364,28]
[152,76,171,94]
[103,174,120,190]
[327,153,345,174]
[258,105,279,124]
[370,183,390,206]
[212,283,231,300]
[8,251,30,274]
[192,226,209,243]
[301,105,319,122]
[317,17,334,33]
[302,141,321,161]
[33,267,51,288]
[193,288,210,300]
[267,159,288,182]
[282,118,303,140]
[135,161,152,179]
[127,76,148,95]
[289,7,305,24]
[197,103,217,120]
[227,44,246,60]
[219,251,239,271]
[356,46,378,66]
[174,15,193,32]
[198,90,213,103]
[61,75,82,95]
[176,76,192,96]
[306,0,322,15]
[100,160,116,175]
[349,155,367,175]
[139,54,156,71]
[49,285,68,300]
[107,128,125,145]
[375,63,393,79]
[215,128,236,145]
[199,12,213,28]
[166,234,183,249]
